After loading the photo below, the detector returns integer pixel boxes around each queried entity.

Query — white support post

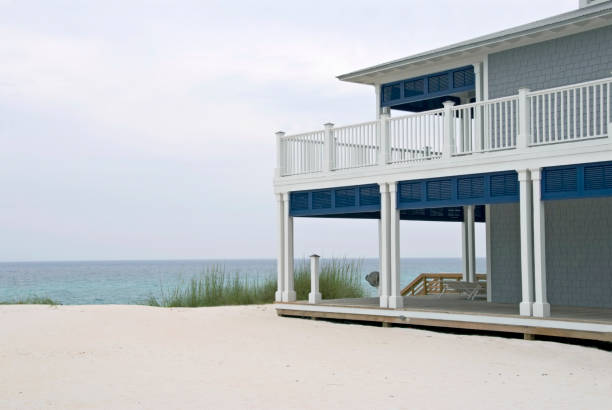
[485,204,492,302]
[466,205,476,282]
[518,170,534,316]
[275,131,285,178]
[375,84,382,119]
[323,122,335,172]
[442,101,455,159]
[378,183,390,308]
[377,219,382,297]
[379,112,390,166]
[531,169,551,317]
[517,88,531,149]
[473,62,483,152]
[282,193,296,302]
[308,254,322,304]
[461,210,469,282]
[388,182,403,309]
[275,193,285,302]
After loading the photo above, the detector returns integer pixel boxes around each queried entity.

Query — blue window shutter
[544,167,577,193]
[312,190,332,209]
[335,188,356,208]
[399,182,422,203]
[584,164,612,190]
[359,185,380,206]
[290,192,309,211]
[457,176,484,199]
[427,180,452,201]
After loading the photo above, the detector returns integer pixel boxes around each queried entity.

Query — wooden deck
[276,295,612,342]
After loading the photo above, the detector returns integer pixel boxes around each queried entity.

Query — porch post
[378,183,390,308]
[442,101,455,159]
[388,182,403,308]
[275,131,285,178]
[275,193,285,302]
[308,254,322,304]
[323,122,335,172]
[518,169,534,316]
[467,205,476,282]
[517,88,531,149]
[485,204,492,302]
[531,168,551,317]
[282,193,296,302]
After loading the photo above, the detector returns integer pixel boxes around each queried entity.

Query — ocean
[0,258,485,305]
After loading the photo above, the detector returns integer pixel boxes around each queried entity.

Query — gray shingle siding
[488,25,612,98]
[489,197,612,308]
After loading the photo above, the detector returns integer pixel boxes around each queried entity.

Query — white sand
[0,305,610,410]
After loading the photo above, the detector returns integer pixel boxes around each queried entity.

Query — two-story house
[273,0,612,341]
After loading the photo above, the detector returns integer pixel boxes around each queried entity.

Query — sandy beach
[1,304,611,410]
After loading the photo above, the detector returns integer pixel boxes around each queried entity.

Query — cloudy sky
[0,0,577,261]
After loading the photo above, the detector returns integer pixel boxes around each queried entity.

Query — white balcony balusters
[276,77,612,177]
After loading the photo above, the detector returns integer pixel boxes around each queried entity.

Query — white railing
[451,95,519,155]
[276,77,612,177]
[332,120,379,170]
[528,77,611,145]
[278,131,324,176]
[388,109,444,163]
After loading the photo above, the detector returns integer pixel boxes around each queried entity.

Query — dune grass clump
[294,258,365,300]
[149,258,365,307]
[0,296,59,305]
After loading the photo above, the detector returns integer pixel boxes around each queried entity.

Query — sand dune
[1,304,610,409]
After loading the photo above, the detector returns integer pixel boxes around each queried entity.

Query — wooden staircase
[400,273,487,296]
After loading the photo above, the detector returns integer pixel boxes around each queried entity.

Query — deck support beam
[388,182,403,309]
[275,193,285,302]
[378,183,391,308]
[531,168,551,317]
[282,193,296,302]
[485,204,492,302]
[518,170,534,316]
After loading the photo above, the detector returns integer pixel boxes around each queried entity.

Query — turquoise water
[0,258,485,305]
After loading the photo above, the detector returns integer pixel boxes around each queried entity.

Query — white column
[282,193,296,302]
[308,254,322,304]
[442,101,455,159]
[388,182,403,308]
[473,62,483,152]
[518,170,534,316]
[374,84,382,118]
[275,193,285,302]
[466,205,476,282]
[531,168,551,317]
[461,211,469,282]
[485,204,492,302]
[379,112,390,166]
[377,219,382,297]
[517,88,531,149]
[378,183,390,308]
[323,122,335,172]
[275,131,285,178]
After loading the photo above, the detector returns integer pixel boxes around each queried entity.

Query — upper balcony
[274,77,612,186]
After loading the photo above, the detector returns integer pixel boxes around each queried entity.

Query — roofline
[337,1,612,84]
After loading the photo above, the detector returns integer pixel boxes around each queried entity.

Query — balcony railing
[276,77,612,177]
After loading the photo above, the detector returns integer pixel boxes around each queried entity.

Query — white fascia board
[273,139,612,193]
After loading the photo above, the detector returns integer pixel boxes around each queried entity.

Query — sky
[0,0,578,262]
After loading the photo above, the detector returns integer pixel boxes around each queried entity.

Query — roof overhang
[337,2,612,86]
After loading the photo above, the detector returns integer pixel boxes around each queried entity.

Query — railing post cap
[518,87,531,93]
[310,254,320,259]
[442,100,455,108]
[324,122,334,128]
[275,131,285,137]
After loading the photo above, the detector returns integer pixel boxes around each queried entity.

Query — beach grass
[0,296,59,305]
[148,258,365,307]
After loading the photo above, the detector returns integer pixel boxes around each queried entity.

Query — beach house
[273,0,612,341]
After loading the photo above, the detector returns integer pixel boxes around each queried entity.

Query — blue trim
[290,184,380,217]
[542,161,612,200]
[397,171,519,210]
[381,65,475,109]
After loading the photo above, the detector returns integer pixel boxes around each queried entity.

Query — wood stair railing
[400,273,487,296]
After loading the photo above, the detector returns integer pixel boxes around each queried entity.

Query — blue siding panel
[543,161,612,200]
[398,171,519,210]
